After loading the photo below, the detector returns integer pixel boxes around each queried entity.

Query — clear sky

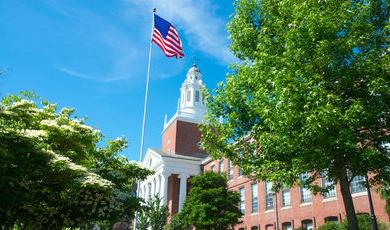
[0,0,235,161]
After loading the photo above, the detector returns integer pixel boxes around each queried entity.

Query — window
[266,224,274,230]
[186,90,191,102]
[195,90,200,102]
[325,216,338,223]
[265,182,273,210]
[251,183,258,213]
[302,219,313,230]
[251,227,259,230]
[219,160,224,173]
[322,177,336,199]
[239,187,245,215]
[281,185,291,207]
[282,222,292,230]
[228,160,234,180]
[210,164,215,172]
[300,173,312,203]
[351,175,367,194]
[239,167,244,176]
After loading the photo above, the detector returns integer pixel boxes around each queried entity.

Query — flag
[152,14,184,58]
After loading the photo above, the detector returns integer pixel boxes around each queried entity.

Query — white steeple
[163,64,206,130]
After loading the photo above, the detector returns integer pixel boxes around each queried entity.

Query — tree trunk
[339,167,359,230]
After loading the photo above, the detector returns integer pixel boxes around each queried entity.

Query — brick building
[202,157,390,230]
[139,64,389,229]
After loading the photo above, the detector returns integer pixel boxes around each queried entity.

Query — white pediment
[142,148,163,170]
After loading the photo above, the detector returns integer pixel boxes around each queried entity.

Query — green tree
[136,195,168,230]
[0,93,151,229]
[200,1,389,229]
[176,172,242,230]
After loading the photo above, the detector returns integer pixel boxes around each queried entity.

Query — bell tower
[178,64,205,122]
[161,64,207,156]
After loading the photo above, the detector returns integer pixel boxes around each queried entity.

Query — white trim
[299,202,312,207]
[322,197,338,203]
[351,191,368,197]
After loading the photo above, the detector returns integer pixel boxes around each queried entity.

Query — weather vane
[192,56,199,66]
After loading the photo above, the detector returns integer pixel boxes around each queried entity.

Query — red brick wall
[203,158,390,230]
[162,119,206,156]
[167,174,180,215]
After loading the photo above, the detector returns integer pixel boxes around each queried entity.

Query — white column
[151,177,156,197]
[160,171,169,205]
[178,173,189,211]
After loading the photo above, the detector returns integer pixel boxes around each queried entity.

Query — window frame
[265,182,274,210]
[251,183,258,213]
[239,187,246,215]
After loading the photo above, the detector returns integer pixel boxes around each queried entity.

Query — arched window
[251,226,259,230]
[266,224,274,230]
[195,90,200,102]
[187,90,191,102]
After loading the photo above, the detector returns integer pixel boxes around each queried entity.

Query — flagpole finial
[153,8,156,13]
[192,56,199,66]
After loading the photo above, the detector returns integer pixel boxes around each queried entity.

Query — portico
[139,148,205,213]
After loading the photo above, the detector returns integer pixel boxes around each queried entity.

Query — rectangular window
[239,187,245,215]
[251,183,258,213]
[300,173,312,203]
[281,185,291,207]
[219,160,224,173]
[239,167,243,176]
[210,164,215,172]
[282,222,292,230]
[265,182,273,210]
[322,177,336,199]
[351,175,367,194]
[302,219,313,230]
[228,160,234,180]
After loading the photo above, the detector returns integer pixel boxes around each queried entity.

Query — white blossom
[22,129,47,138]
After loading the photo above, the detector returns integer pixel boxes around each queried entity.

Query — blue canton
[154,14,172,38]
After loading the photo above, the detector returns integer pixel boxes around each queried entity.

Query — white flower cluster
[40,119,59,128]
[49,150,113,188]
[80,173,113,188]
[10,99,34,108]
[22,129,47,139]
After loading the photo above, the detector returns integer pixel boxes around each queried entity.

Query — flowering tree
[0,93,151,229]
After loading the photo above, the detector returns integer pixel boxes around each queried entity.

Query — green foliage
[176,172,242,230]
[317,222,342,230]
[379,184,390,216]
[164,215,185,230]
[200,0,389,228]
[136,195,168,230]
[0,93,151,229]
[316,214,389,230]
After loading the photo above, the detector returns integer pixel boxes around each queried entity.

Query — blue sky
[0,0,235,161]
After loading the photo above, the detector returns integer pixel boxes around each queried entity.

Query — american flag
[152,14,184,58]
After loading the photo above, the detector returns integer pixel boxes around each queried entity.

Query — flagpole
[134,8,156,230]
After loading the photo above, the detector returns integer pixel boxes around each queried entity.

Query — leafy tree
[0,93,151,229]
[317,214,389,230]
[200,0,389,229]
[136,195,169,230]
[176,172,242,230]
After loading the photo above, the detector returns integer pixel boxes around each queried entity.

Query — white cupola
[163,64,206,130]
[178,64,205,123]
